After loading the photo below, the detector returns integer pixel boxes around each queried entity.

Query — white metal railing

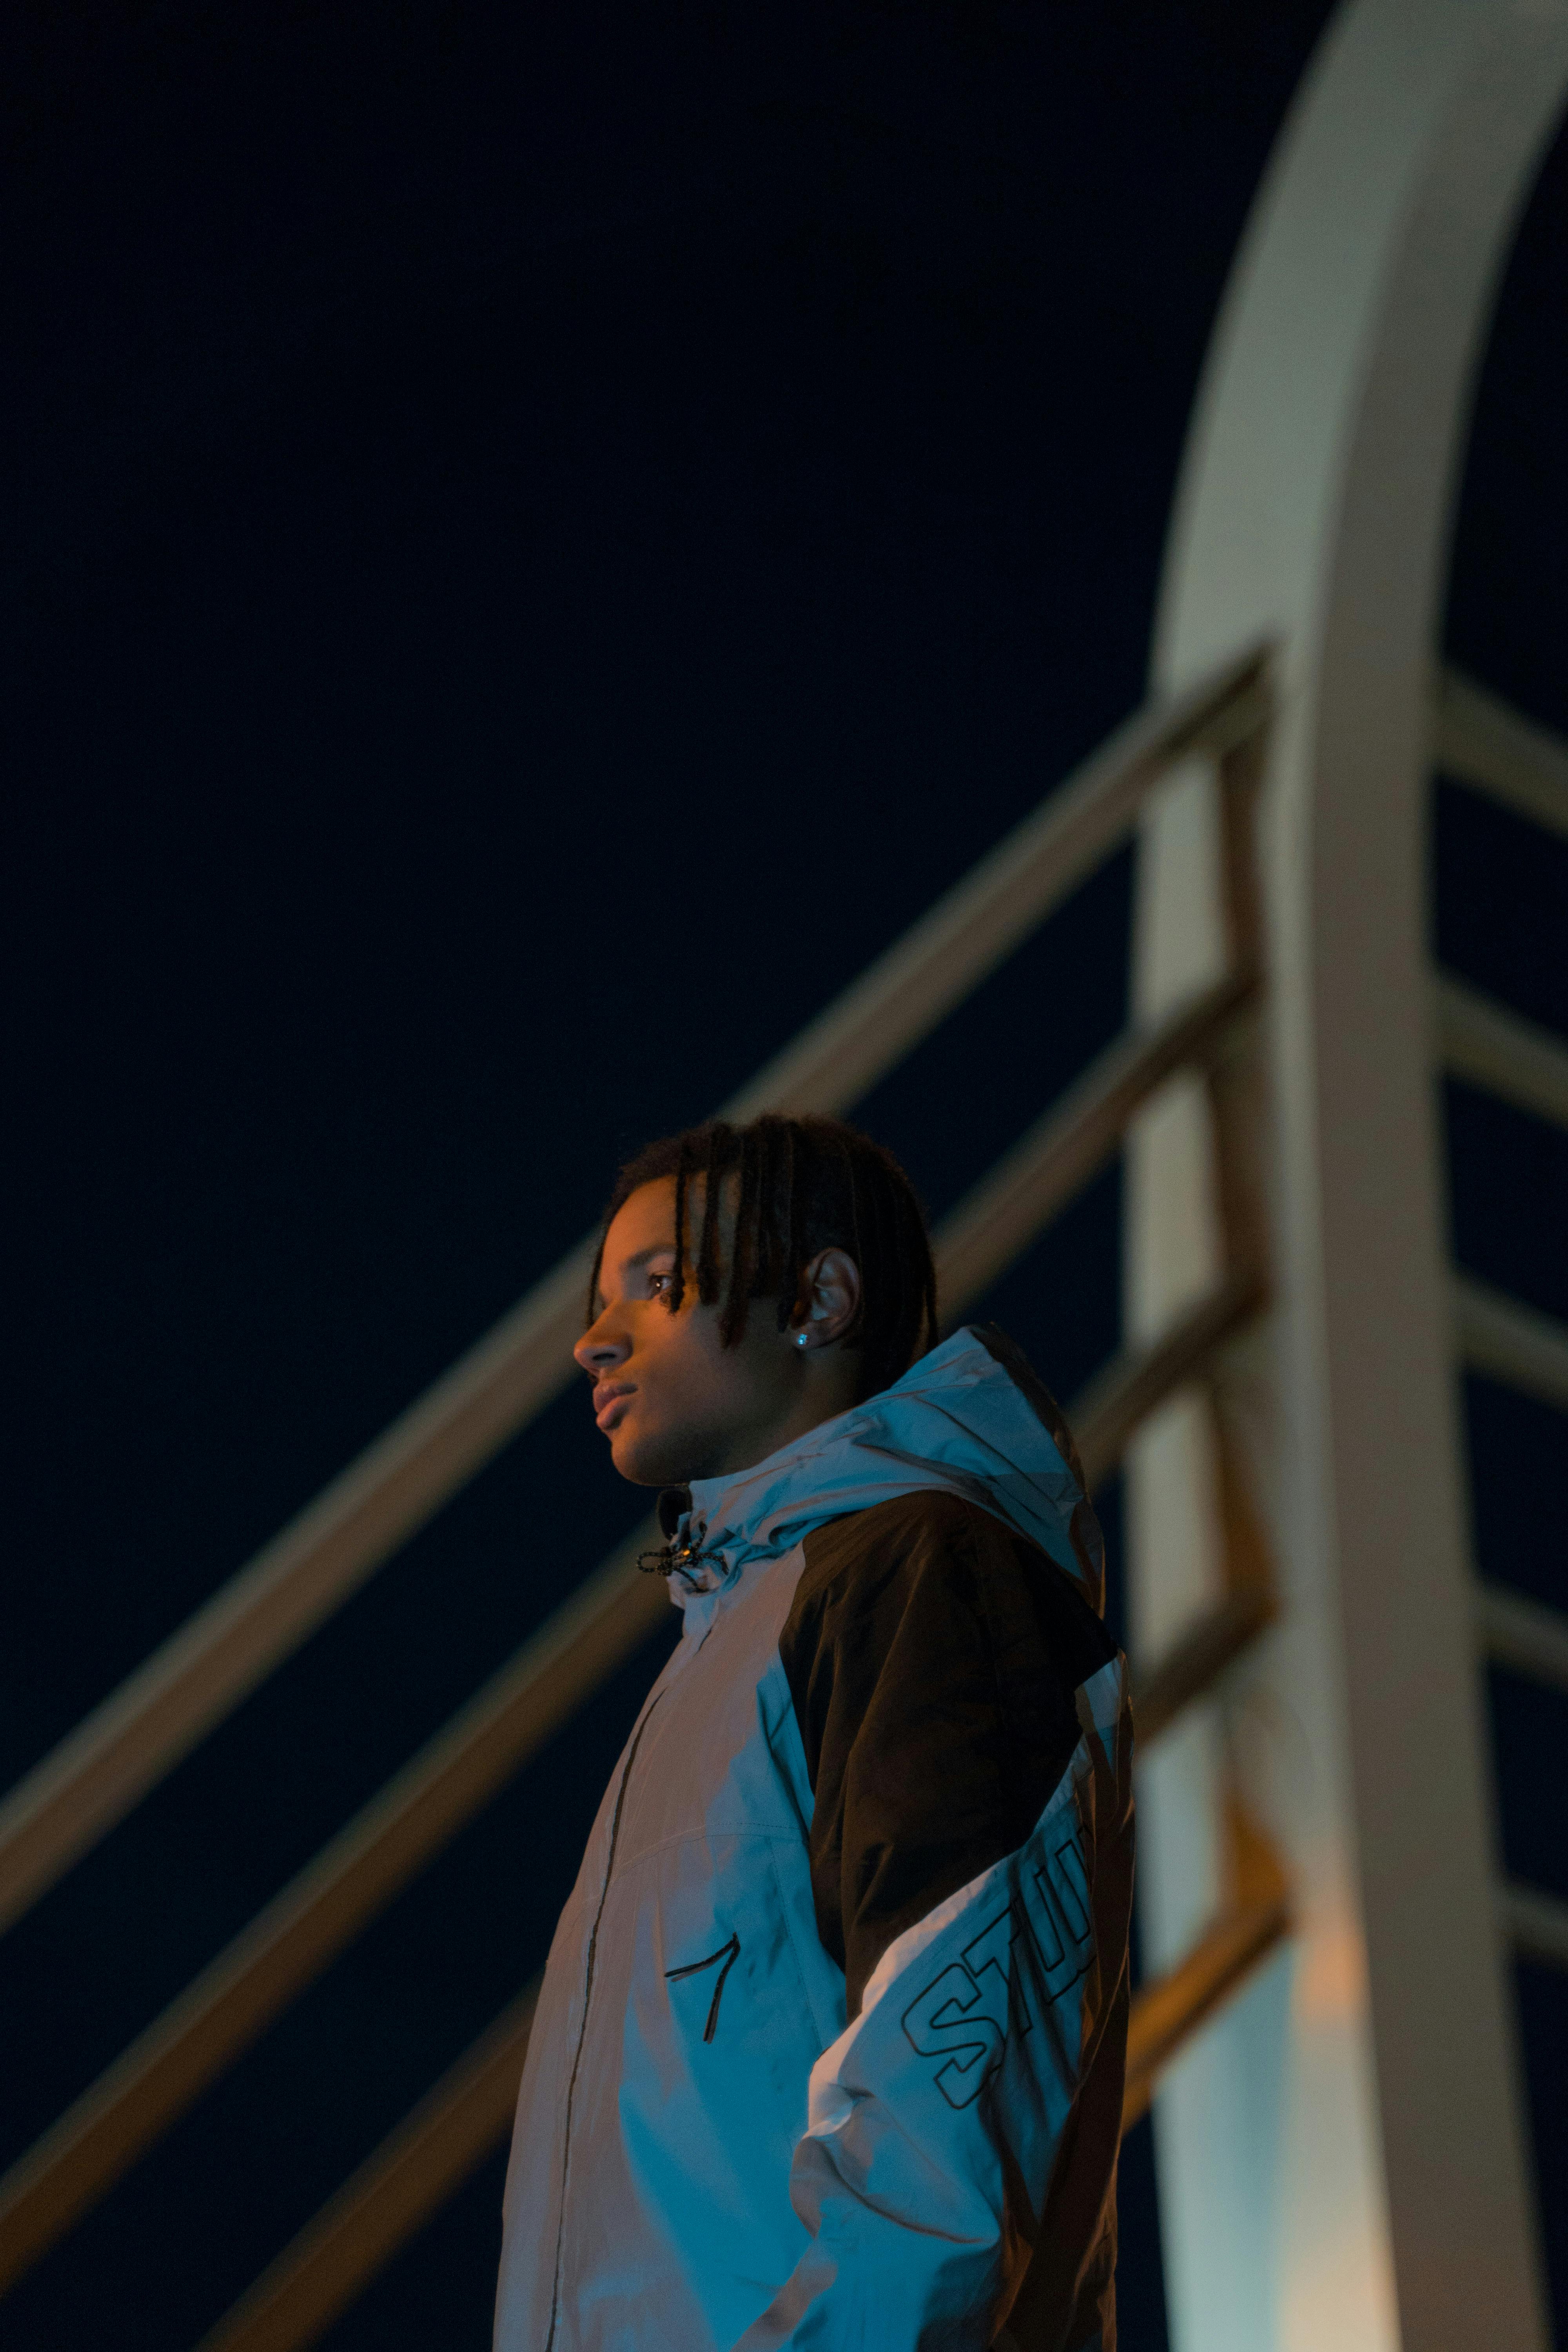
[0,643,1272,1944]
[186,655,1298,2352]
[0,1011,1268,2291]
[0,644,1286,2308]
[194,1979,542,2352]
[7,656,1562,2339]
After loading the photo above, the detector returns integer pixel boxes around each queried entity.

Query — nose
[574,1312,629,1379]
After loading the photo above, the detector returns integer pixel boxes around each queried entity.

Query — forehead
[601,1175,678,1266]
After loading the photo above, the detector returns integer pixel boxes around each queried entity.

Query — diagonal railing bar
[0,1533,663,2295]
[1120,1878,1292,2130]
[1454,1276,1568,1414]
[935,968,1258,1322]
[193,1980,542,2352]
[1130,1584,1278,1748]
[1437,974,1568,1132]
[0,1240,592,1947]
[720,647,1272,1127]
[0,642,1273,1942]
[1435,668,1568,842]
[1073,1268,1265,1492]
[190,1361,1294,2352]
[0,1211,1272,2290]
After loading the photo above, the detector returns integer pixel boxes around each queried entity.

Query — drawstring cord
[637,1533,719,1581]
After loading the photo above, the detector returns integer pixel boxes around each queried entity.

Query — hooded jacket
[495,1324,1134,2352]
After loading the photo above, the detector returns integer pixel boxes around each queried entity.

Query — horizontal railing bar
[200,1876,1290,2352]
[193,1981,541,2352]
[1498,1881,1568,1972]
[1475,1583,1568,1697]
[1074,1269,1266,1493]
[0,1205,1268,2287]
[1437,973,1568,1131]
[0,1533,665,2295]
[1121,1884,1292,2130]
[933,967,1258,1319]
[1454,1276,1568,1414]
[1435,669,1568,841]
[0,644,1274,1943]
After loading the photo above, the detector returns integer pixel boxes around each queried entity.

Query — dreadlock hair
[587,1115,939,1406]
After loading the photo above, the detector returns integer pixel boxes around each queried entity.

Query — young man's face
[574,1174,860,1487]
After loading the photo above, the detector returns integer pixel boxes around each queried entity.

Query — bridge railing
[7,645,1563,2345]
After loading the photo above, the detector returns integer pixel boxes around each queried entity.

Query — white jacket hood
[668,1323,1099,1607]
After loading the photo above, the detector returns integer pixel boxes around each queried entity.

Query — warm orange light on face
[573,1176,860,1488]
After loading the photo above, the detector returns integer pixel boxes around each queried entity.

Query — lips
[593,1382,634,1434]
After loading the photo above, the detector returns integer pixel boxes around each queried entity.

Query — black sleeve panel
[780,1490,1117,2018]
[971,1321,1108,1619]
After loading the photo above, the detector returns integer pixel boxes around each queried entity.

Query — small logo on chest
[664,1932,742,2043]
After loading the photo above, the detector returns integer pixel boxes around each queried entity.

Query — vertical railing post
[1140,2,1568,2346]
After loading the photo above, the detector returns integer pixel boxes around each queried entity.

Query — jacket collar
[653,1325,1098,1610]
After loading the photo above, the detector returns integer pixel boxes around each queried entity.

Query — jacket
[494,1323,1135,2352]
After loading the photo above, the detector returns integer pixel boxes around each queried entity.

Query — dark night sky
[2,6,1563,2347]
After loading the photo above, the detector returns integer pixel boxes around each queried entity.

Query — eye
[648,1270,676,1299]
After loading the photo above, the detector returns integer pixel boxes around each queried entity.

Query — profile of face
[574,1173,863,1488]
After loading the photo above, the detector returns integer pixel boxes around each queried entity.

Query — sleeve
[740,1493,1132,2352]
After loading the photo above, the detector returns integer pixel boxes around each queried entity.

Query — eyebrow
[591,1240,676,1318]
[617,1243,673,1276]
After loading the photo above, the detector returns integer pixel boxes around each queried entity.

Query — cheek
[642,1309,776,1416]
[639,1308,730,1398]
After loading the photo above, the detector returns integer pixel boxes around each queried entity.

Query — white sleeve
[733,1768,1102,2352]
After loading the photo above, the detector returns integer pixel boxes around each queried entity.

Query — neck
[689,1370,859,1484]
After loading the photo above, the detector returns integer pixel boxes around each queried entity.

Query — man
[495,1114,1134,2351]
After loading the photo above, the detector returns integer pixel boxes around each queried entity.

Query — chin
[609,1423,692,1489]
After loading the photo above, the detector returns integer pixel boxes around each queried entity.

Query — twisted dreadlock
[587,1115,939,1406]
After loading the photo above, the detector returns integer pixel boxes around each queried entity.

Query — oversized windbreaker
[495,1324,1135,2352]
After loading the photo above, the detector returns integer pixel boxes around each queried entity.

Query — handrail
[0,1532,662,2294]
[0,1035,1273,2289]
[1454,1276,1568,1413]
[935,968,1258,1319]
[1435,668,1568,840]
[1436,973,1568,1131]
[1131,1585,1277,1748]
[0,1240,593,1944]
[1073,1268,1265,1491]
[1120,1889,1291,2131]
[194,1982,541,2352]
[0,642,1273,1941]
[0,642,1288,2335]
[720,646,1271,1126]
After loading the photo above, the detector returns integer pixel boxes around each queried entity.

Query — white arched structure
[1129,2,1568,2348]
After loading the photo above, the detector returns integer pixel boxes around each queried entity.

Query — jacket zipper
[544,1687,667,2352]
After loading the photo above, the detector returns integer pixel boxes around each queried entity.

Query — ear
[796,1246,861,1348]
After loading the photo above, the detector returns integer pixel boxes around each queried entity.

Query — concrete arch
[1130,4,1568,2348]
